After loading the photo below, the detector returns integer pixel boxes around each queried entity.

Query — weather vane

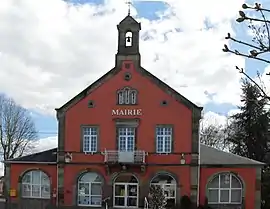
[126,0,132,16]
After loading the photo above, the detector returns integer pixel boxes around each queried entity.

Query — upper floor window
[82,126,98,153]
[117,87,137,105]
[156,126,173,153]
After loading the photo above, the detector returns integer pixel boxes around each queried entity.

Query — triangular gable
[55,64,203,113]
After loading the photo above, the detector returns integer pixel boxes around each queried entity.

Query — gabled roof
[200,144,265,166]
[56,65,203,113]
[118,15,140,26]
[4,145,264,167]
[4,148,57,164]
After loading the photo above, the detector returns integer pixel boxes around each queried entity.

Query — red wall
[9,164,57,200]
[65,61,192,156]
[63,61,194,205]
[63,165,190,206]
[200,167,257,209]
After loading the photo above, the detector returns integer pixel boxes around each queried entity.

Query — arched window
[125,31,133,47]
[150,174,177,205]
[77,172,102,206]
[21,170,50,199]
[207,173,243,204]
[117,87,137,105]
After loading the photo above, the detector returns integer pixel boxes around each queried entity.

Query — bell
[126,36,131,42]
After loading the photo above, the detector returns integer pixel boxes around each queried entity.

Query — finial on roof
[126,0,132,16]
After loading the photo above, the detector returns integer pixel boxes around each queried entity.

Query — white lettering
[112,109,142,116]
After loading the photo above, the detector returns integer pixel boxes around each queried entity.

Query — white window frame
[118,127,135,152]
[117,87,137,105]
[207,173,243,204]
[82,126,98,153]
[156,126,172,153]
[113,182,139,208]
[21,170,50,199]
[77,173,102,207]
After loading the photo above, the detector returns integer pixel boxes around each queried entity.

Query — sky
[0,0,270,170]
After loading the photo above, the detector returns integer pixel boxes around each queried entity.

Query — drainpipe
[197,118,202,206]
[197,142,201,206]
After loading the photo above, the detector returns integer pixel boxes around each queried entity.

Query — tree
[200,123,229,151]
[222,2,270,99]
[226,80,270,209]
[226,79,270,161]
[148,185,167,209]
[0,94,38,162]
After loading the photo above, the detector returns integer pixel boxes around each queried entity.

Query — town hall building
[4,14,264,209]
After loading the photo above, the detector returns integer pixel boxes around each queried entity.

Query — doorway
[113,174,139,208]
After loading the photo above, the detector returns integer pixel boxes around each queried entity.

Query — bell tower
[115,14,141,67]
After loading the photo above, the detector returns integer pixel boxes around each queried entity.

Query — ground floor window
[77,172,102,206]
[21,170,50,199]
[207,173,243,204]
[150,174,177,207]
[113,173,139,208]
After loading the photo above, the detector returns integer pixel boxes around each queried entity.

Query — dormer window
[117,87,137,105]
[125,31,132,47]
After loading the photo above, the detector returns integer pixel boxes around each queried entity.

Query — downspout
[197,117,202,206]
[197,142,201,206]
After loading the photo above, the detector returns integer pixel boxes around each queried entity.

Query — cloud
[0,0,245,115]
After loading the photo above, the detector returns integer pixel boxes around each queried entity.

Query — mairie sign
[112,109,142,116]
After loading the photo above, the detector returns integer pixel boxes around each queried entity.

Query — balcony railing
[104,150,146,164]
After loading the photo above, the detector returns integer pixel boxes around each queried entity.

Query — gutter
[3,161,56,164]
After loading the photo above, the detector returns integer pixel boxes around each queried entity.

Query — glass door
[114,184,126,207]
[114,183,138,208]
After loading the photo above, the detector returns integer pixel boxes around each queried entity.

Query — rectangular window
[118,127,135,151]
[82,126,98,153]
[156,126,173,153]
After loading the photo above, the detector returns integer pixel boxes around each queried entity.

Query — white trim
[207,173,243,204]
[118,127,135,152]
[156,127,172,153]
[77,173,102,207]
[113,183,139,208]
[21,170,51,199]
[82,127,98,153]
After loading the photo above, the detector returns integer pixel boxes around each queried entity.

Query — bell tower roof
[117,15,141,31]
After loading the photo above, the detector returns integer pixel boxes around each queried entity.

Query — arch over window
[21,170,50,199]
[114,173,138,183]
[125,31,133,47]
[77,172,102,206]
[150,174,177,205]
[207,172,243,204]
[117,87,137,105]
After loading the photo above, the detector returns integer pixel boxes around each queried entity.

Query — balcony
[104,150,146,164]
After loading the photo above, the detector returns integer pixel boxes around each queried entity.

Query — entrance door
[114,183,138,208]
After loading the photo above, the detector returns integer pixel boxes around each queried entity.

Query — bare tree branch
[0,94,37,161]
[223,2,270,99]
[200,120,229,151]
